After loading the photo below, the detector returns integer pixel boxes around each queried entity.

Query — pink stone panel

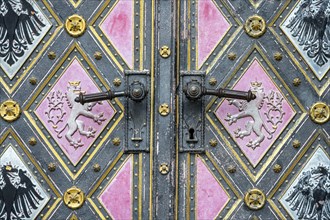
[100,0,133,68]
[198,0,230,67]
[35,59,115,165]
[99,157,132,220]
[216,60,295,166]
[196,157,229,219]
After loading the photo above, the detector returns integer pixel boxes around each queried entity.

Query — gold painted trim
[0,129,61,220]
[24,43,124,180]
[207,44,307,181]
[93,0,135,70]
[186,153,191,220]
[196,0,233,69]
[0,0,63,94]
[268,130,330,219]
[68,0,82,8]
[205,152,242,219]
[87,151,125,219]
[96,154,132,220]
[149,1,155,219]
[195,155,231,220]
[248,0,263,9]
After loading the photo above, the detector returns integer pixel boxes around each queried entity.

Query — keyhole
[189,128,195,140]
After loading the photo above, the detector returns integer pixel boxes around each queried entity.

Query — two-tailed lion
[225,82,276,149]
[56,81,105,149]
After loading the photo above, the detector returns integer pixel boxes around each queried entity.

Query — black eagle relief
[287,0,330,67]
[0,0,46,66]
[285,165,330,220]
[0,165,44,220]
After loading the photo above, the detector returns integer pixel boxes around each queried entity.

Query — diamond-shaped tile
[281,0,330,80]
[196,157,229,219]
[25,44,123,179]
[0,145,50,219]
[100,0,134,68]
[215,59,295,167]
[198,0,230,68]
[280,147,330,219]
[0,0,52,79]
[35,58,115,165]
[99,156,132,219]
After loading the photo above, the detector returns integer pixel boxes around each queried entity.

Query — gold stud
[159,103,170,116]
[209,78,217,86]
[0,100,21,122]
[244,15,266,38]
[65,14,86,37]
[112,137,121,146]
[113,78,122,87]
[48,51,56,60]
[94,51,102,60]
[293,78,301,87]
[227,165,236,173]
[63,186,85,209]
[48,163,56,172]
[159,163,169,175]
[273,164,282,173]
[228,52,237,60]
[310,102,329,124]
[93,163,101,172]
[28,137,37,146]
[29,77,37,85]
[159,46,171,58]
[244,188,266,210]
[209,139,217,147]
[273,52,282,61]
[292,139,301,148]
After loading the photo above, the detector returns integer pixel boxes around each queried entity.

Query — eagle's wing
[15,0,46,45]
[286,0,330,66]
[1,0,46,65]
[13,170,44,218]
[0,0,8,46]
[285,173,316,219]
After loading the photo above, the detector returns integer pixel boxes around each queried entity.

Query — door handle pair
[74,70,256,152]
[75,76,255,103]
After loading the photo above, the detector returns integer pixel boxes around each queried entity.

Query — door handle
[75,80,148,104]
[183,79,256,101]
[179,71,255,153]
[75,70,150,152]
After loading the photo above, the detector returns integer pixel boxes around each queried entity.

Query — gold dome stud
[65,14,86,37]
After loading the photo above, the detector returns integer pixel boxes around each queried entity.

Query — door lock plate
[179,71,205,153]
[124,70,150,152]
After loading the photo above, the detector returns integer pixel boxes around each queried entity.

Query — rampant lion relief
[225,81,285,149]
[45,81,105,149]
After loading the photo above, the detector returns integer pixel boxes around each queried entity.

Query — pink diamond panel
[216,60,295,166]
[196,157,229,219]
[100,0,133,68]
[198,0,230,68]
[35,59,115,165]
[99,157,132,220]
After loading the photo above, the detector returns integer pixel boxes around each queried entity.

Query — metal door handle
[183,79,256,102]
[75,80,148,104]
